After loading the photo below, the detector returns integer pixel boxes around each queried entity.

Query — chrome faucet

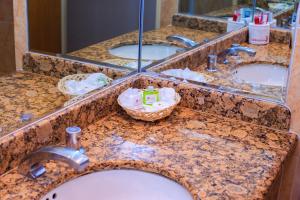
[219,44,256,64]
[166,35,198,48]
[18,127,89,179]
[206,55,218,72]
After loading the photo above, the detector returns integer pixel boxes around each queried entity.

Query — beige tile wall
[13,0,28,70]
[159,0,178,27]
[280,5,300,200]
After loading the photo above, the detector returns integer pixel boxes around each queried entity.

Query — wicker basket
[58,73,112,97]
[118,93,181,122]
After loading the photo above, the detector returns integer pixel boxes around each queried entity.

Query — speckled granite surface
[270,28,292,44]
[137,74,291,130]
[23,52,129,79]
[0,73,295,199]
[0,106,296,200]
[0,72,68,136]
[0,73,291,174]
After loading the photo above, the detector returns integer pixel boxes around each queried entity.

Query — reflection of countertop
[0,106,296,199]
[205,3,294,18]
[201,42,291,102]
[155,42,291,102]
[0,72,68,136]
[69,26,219,67]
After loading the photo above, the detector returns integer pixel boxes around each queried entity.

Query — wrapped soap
[118,88,142,109]
[159,88,176,104]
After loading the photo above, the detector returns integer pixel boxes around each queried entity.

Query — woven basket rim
[57,73,112,96]
[118,93,181,114]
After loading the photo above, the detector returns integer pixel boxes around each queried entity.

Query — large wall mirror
[0,0,298,138]
[141,0,297,104]
[0,0,144,137]
[27,0,145,70]
[139,0,257,71]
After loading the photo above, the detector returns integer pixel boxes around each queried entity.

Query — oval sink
[162,68,214,83]
[232,63,288,87]
[109,44,183,61]
[41,170,193,200]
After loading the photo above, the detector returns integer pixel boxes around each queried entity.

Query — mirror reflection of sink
[41,170,193,200]
[109,44,184,61]
[232,63,288,87]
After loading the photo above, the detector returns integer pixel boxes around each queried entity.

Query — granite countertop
[0,107,296,200]
[69,26,219,68]
[0,72,68,136]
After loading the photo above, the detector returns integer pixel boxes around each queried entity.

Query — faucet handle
[66,126,84,152]
[206,55,218,72]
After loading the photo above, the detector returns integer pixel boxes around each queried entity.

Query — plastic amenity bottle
[142,86,159,106]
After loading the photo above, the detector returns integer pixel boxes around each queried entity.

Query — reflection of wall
[67,0,156,52]
[13,0,28,69]
[179,0,249,15]
[179,0,233,15]
[158,0,178,27]
[28,0,62,54]
[0,0,16,74]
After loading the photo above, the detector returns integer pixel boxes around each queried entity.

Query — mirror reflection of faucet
[206,55,218,72]
[218,44,256,64]
[166,35,199,48]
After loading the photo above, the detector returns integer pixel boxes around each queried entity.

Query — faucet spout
[219,44,256,64]
[18,146,89,179]
[228,46,257,57]
[166,35,198,48]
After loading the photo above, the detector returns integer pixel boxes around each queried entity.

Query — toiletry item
[262,13,268,24]
[227,18,246,32]
[240,8,252,18]
[266,11,273,23]
[143,86,159,105]
[249,22,270,45]
[254,16,260,24]
[233,14,238,22]
[118,88,142,109]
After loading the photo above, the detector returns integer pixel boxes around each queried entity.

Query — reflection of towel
[65,74,108,96]
[162,68,207,83]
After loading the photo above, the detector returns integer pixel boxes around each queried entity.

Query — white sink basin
[232,63,288,87]
[109,44,183,61]
[41,170,193,200]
